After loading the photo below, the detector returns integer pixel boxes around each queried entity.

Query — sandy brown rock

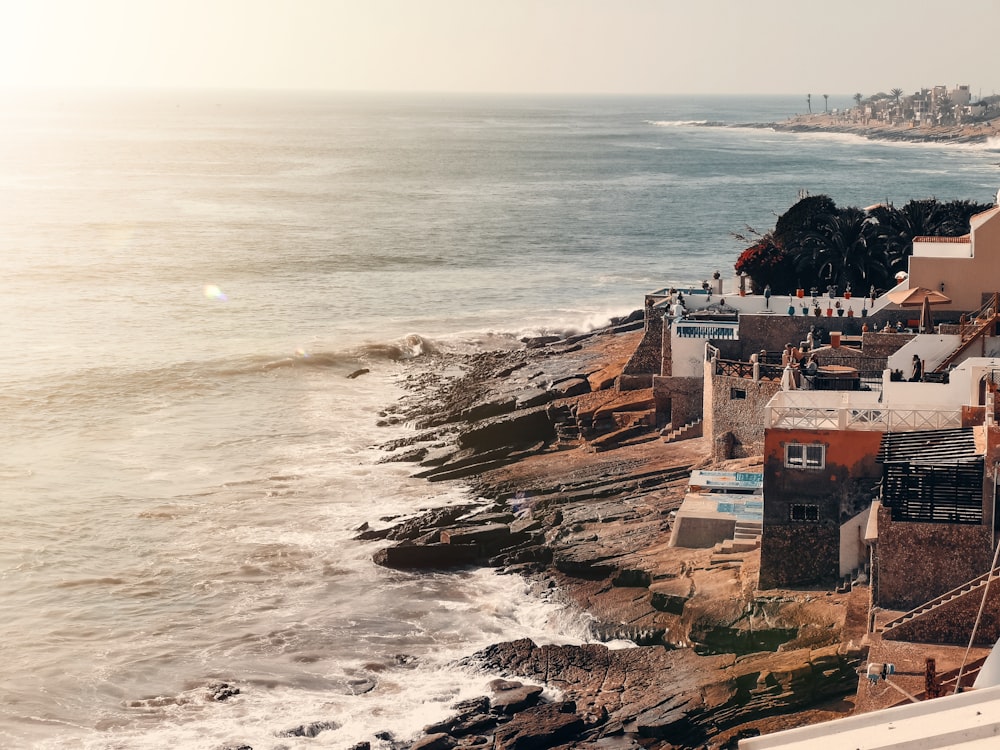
[370,324,869,749]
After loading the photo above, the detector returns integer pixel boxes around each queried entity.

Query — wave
[645,119,710,128]
[0,333,449,417]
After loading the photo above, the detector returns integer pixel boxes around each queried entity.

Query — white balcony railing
[674,321,739,340]
[765,391,963,432]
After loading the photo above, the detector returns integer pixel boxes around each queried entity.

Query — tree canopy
[733,195,992,295]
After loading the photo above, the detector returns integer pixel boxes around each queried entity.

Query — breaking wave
[645,119,710,128]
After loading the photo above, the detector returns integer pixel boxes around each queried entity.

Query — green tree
[773,194,838,249]
[732,195,992,296]
[866,199,991,274]
[793,207,888,292]
[853,92,863,108]
[890,87,903,105]
[935,94,955,124]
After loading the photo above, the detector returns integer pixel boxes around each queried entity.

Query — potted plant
[847,306,855,318]
[844,284,852,299]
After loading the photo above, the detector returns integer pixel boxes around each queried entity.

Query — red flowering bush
[734,239,797,294]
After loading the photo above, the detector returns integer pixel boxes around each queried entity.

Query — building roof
[876,428,980,465]
[739,683,1000,749]
[912,235,971,243]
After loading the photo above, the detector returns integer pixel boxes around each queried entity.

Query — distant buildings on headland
[804,84,996,129]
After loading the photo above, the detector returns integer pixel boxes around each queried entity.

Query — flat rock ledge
[455,638,862,750]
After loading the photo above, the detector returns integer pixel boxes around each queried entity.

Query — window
[730,387,746,400]
[790,504,820,522]
[785,443,826,469]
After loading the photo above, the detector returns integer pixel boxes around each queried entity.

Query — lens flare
[203,284,228,301]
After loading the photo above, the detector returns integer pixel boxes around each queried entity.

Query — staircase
[836,562,869,594]
[661,418,703,443]
[933,293,999,373]
[878,566,1000,639]
[713,520,762,555]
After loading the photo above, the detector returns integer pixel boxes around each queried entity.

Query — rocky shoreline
[752,112,1000,146]
[358,321,869,750]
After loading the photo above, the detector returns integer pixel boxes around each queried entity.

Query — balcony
[765,390,964,432]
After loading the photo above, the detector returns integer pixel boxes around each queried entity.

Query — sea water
[2,90,998,749]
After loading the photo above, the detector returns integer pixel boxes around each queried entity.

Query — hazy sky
[1,0,996,96]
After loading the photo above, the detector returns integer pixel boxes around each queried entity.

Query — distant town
[810,84,996,126]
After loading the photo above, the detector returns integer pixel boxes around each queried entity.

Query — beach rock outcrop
[492,701,586,750]
[371,322,868,749]
[463,639,863,748]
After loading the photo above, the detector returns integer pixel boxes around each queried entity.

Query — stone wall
[623,308,664,376]
[728,315,826,359]
[759,524,840,589]
[807,344,882,366]
[875,505,993,610]
[859,331,917,358]
[708,374,781,462]
[733,312,919,360]
[652,375,703,429]
[883,578,1000,646]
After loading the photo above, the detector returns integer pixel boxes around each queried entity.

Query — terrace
[764,389,964,432]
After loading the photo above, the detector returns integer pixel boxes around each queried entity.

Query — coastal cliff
[363,322,869,750]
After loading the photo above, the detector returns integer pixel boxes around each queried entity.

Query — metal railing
[675,320,740,339]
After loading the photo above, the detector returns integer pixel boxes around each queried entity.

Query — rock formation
[361,319,866,750]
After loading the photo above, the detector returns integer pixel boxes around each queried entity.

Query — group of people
[778,343,819,390]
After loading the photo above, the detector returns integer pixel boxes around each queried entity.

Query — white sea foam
[645,119,710,127]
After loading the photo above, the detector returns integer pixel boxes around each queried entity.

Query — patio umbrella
[886,286,952,306]
[919,293,934,333]
[780,364,797,391]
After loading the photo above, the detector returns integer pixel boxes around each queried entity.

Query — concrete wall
[840,505,873,577]
[875,504,993,610]
[669,515,736,548]
[909,207,1000,312]
[671,333,707,377]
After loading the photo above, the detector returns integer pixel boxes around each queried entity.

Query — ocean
[2,90,998,749]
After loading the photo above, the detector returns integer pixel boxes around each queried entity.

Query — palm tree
[792,207,889,292]
[935,94,955,125]
[823,94,829,112]
[807,93,812,114]
[890,88,903,105]
[865,199,988,274]
[853,93,863,107]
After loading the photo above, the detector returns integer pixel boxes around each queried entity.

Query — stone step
[712,538,760,555]
[660,418,703,444]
